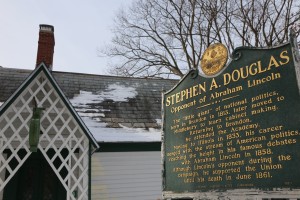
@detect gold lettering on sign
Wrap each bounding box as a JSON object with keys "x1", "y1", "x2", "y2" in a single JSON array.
[
  {"x1": 165, "y1": 48, "x2": 299, "y2": 190},
  {"x1": 222, "y1": 50, "x2": 289, "y2": 86},
  {"x1": 166, "y1": 50, "x2": 290, "y2": 107}
]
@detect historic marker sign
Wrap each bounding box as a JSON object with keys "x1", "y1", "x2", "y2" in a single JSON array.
[{"x1": 162, "y1": 35, "x2": 300, "y2": 196}]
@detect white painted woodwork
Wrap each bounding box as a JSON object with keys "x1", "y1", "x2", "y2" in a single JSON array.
[
  {"x1": 0, "y1": 153, "x2": 6, "y2": 200},
  {"x1": 91, "y1": 151, "x2": 162, "y2": 200},
  {"x1": 0, "y1": 71, "x2": 90, "y2": 200}
]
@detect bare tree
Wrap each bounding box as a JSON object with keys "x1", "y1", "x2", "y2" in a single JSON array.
[
  {"x1": 228, "y1": 0, "x2": 300, "y2": 47},
  {"x1": 101, "y1": 0, "x2": 300, "y2": 78}
]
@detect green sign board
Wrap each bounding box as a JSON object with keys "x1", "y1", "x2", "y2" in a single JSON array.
[{"x1": 163, "y1": 38, "x2": 300, "y2": 193}]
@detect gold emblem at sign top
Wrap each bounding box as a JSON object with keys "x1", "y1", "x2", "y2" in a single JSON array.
[{"x1": 200, "y1": 43, "x2": 228, "y2": 76}]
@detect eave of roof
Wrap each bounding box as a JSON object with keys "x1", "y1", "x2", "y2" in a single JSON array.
[
  {"x1": 0, "y1": 63, "x2": 99, "y2": 149},
  {"x1": 0, "y1": 66, "x2": 178, "y2": 143}
]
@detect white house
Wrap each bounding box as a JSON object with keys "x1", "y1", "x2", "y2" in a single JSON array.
[{"x1": 0, "y1": 24, "x2": 177, "y2": 200}]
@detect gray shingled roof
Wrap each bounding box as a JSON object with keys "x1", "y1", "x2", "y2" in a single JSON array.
[{"x1": 0, "y1": 67, "x2": 178, "y2": 142}]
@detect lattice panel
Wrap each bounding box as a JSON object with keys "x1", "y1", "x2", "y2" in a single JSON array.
[{"x1": 0, "y1": 71, "x2": 90, "y2": 200}]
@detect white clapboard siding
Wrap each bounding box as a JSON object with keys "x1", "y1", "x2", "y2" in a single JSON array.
[{"x1": 91, "y1": 151, "x2": 162, "y2": 200}]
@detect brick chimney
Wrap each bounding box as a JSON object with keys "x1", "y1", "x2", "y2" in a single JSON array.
[{"x1": 36, "y1": 24, "x2": 55, "y2": 70}]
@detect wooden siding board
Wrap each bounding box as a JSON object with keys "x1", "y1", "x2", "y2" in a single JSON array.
[{"x1": 91, "y1": 151, "x2": 162, "y2": 200}]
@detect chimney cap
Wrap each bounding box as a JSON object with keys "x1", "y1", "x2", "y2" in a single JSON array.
[{"x1": 39, "y1": 24, "x2": 54, "y2": 32}]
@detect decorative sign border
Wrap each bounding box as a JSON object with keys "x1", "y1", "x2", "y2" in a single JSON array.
[{"x1": 162, "y1": 33, "x2": 300, "y2": 199}]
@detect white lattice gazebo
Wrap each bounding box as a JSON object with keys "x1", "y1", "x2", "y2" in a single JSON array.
[{"x1": 0, "y1": 64, "x2": 99, "y2": 200}]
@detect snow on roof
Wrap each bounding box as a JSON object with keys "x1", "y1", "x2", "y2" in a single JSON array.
[
  {"x1": 82, "y1": 116, "x2": 161, "y2": 142},
  {"x1": 70, "y1": 84, "x2": 138, "y2": 106},
  {"x1": 69, "y1": 83, "x2": 161, "y2": 142},
  {"x1": 0, "y1": 68, "x2": 178, "y2": 143}
]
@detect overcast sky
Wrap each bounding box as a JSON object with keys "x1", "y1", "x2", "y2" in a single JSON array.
[{"x1": 0, "y1": 0, "x2": 132, "y2": 75}]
